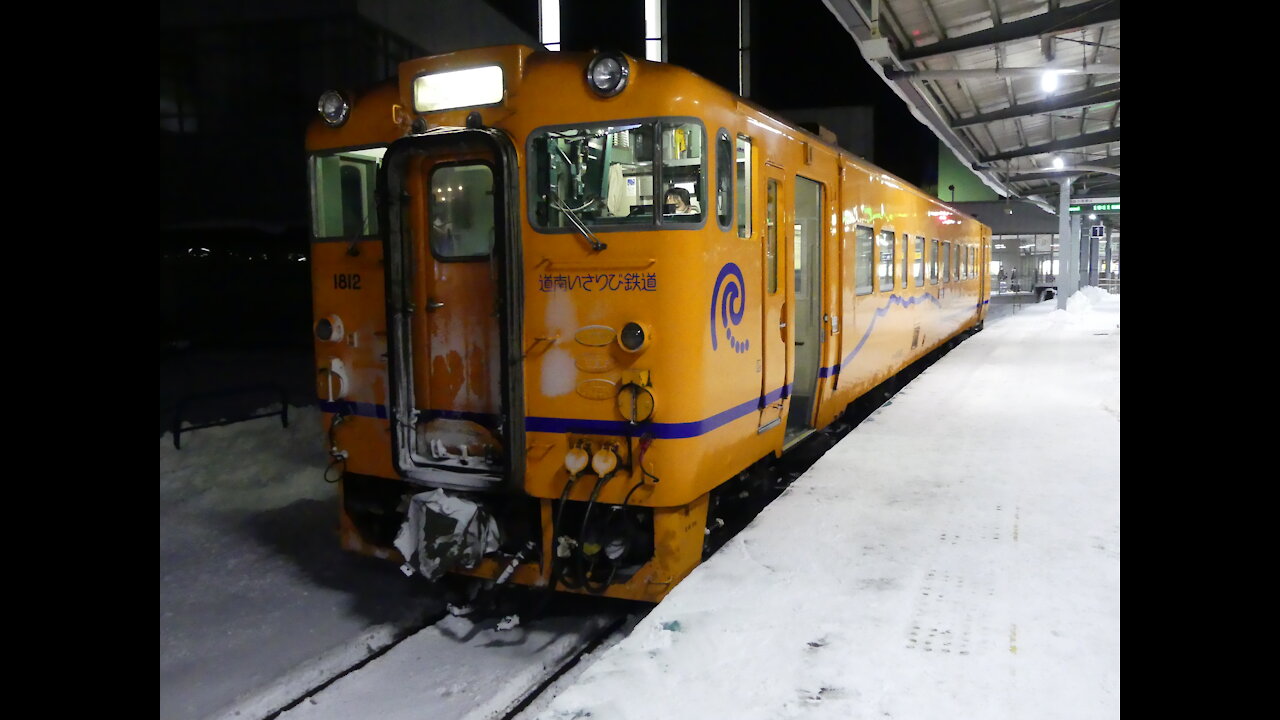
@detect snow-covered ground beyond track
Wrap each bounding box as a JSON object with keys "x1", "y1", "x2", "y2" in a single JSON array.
[
  {"x1": 535, "y1": 290, "x2": 1120, "y2": 719},
  {"x1": 160, "y1": 405, "x2": 443, "y2": 720}
]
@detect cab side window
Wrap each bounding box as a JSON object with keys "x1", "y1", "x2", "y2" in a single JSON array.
[
  {"x1": 737, "y1": 136, "x2": 752, "y2": 238},
  {"x1": 716, "y1": 129, "x2": 732, "y2": 231}
]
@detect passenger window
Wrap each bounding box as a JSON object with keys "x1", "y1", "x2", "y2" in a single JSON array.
[
  {"x1": 766, "y1": 178, "x2": 778, "y2": 294},
  {"x1": 855, "y1": 226, "x2": 874, "y2": 295},
  {"x1": 878, "y1": 229, "x2": 894, "y2": 293},
  {"x1": 930, "y1": 239, "x2": 939, "y2": 284},
  {"x1": 737, "y1": 136, "x2": 752, "y2": 238},
  {"x1": 943, "y1": 242, "x2": 951, "y2": 282},
  {"x1": 716, "y1": 129, "x2": 732, "y2": 231},
  {"x1": 914, "y1": 236, "x2": 925, "y2": 287},
  {"x1": 429, "y1": 163, "x2": 495, "y2": 260}
]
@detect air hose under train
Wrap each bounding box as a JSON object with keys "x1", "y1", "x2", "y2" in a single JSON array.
[
  {"x1": 543, "y1": 434, "x2": 663, "y2": 598},
  {"x1": 567, "y1": 472, "x2": 616, "y2": 592}
]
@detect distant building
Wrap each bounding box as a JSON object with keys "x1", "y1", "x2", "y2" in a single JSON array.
[{"x1": 160, "y1": 0, "x2": 538, "y2": 230}]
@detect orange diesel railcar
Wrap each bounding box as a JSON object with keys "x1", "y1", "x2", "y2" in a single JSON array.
[{"x1": 305, "y1": 45, "x2": 990, "y2": 602}]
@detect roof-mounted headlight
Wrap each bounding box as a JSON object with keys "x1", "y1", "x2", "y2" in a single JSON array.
[
  {"x1": 318, "y1": 90, "x2": 350, "y2": 127},
  {"x1": 585, "y1": 52, "x2": 630, "y2": 98}
]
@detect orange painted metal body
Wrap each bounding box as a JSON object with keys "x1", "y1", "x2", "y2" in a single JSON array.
[{"x1": 306, "y1": 46, "x2": 990, "y2": 602}]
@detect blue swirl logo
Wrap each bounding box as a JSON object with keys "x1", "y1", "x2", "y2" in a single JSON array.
[{"x1": 710, "y1": 262, "x2": 749, "y2": 353}]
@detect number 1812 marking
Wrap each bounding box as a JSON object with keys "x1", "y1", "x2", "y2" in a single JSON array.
[{"x1": 333, "y1": 273, "x2": 362, "y2": 290}]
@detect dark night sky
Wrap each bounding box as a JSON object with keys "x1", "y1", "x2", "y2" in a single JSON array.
[{"x1": 494, "y1": 0, "x2": 938, "y2": 187}]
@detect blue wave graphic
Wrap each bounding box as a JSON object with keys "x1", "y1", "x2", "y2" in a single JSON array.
[{"x1": 710, "y1": 262, "x2": 749, "y2": 353}]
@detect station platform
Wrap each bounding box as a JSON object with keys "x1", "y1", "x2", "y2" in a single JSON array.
[{"x1": 535, "y1": 290, "x2": 1120, "y2": 719}]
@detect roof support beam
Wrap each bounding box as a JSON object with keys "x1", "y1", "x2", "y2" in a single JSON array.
[
  {"x1": 985, "y1": 0, "x2": 1003, "y2": 26},
  {"x1": 918, "y1": 0, "x2": 948, "y2": 45},
  {"x1": 898, "y1": 0, "x2": 1121, "y2": 64},
  {"x1": 978, "y1": 128, "x2": 1121, "y2": 163},
  {"x1": 887, "y1": 65, "x2": 1119, "y2": 80},
  {"x1": 1006, "y1": 164, "x2": 1119, "y2": 178},
  {"x1": 952, "y1": 84, "x2": 1120, "y2": 128},
  {"x1": 1017, "y1": 176, "x2": 1119, "y2": 197},
  {"x1": 819, "y1": 0, "x2": 1021, "y2": 199}
]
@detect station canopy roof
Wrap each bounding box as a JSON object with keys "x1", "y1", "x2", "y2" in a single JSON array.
[{"x1": 822, "y1": 0, "x2": 1119, "y2": 221}]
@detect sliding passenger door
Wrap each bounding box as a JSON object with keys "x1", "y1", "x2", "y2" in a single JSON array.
[
  {"x1": 786, "y1": 175, "x2": 823, "y2": 440},
  {"x1": 757, "y1": 166, "x2": 788, "y2": 434}
]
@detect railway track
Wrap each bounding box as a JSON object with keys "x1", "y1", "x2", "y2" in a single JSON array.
[{"x1": 244, "y1": 603, "x2": 632, "y2": 720}]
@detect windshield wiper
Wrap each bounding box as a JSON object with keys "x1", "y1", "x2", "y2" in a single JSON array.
[{"x1": 548, "y1": 190, "x2": 606, "y2": 252}]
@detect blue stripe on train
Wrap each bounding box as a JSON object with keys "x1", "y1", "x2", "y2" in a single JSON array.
[
  {"x1": 818, "y1": 292, "x2": 945, "y2": 379},
  {"x1": 321, "y1": 292, "x2": 986, "y2": 438}
]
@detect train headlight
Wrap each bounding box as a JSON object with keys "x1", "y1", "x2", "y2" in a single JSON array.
[
  {"x1": 618, "y1": 322, "x2": 650, "y2": 353},
  {"x1": 318, "y1": 90, "x2": 350, "y2": 127},
  {"x1": 315, "y1": 315, "x2": 345, "y2": 342},
  {"x1": 585, "y1": 52, "x2": 630, "y2": 97}
]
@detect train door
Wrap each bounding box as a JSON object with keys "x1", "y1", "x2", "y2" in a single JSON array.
[
  {"x1": 786, "y1": 175, "x2": 823, "y2": 442},
  {"x1": 757, "y1": 166, "x2": 788, "y2": 434},
  {"x1": 381, "y1": 129, "x2": 524, "y2": 490}
]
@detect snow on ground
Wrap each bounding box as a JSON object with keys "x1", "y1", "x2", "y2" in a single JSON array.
[
  {"x1": 162, "y1": 291, "x2": 1118, "y2": 720},
  {"x1": 160, "y1": 406, "x2": 442, "y2": 720},
  {"x1": 535, "y1": 291, "x2": 1120, "y2": 719}
]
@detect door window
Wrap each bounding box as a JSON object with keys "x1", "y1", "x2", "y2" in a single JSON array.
[{"x1": 429, "y1": 163, "x2": 495, "y2": 260}]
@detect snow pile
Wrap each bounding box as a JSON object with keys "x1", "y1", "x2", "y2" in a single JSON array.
[
  {"x1": 1065, "y1": 285, "x2": 1113, "y2": 315},
  {"x1": 1078, "y1": 284, "x2": 1113, "y2": 303},
  {"x1": 535, "y1": 296, "x2": 1120, "y2": 720}
]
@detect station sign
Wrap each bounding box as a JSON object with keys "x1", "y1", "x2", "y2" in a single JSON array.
[{"x1": 1069, "y1": 201, "x2": 1120, "y2": 212}]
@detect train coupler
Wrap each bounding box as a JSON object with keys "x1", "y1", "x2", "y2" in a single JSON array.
[{"x1": 394, "y1": 489, "x2": 501, "y2": 580}]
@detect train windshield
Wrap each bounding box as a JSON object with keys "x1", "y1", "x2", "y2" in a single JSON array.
[{"x1": 529, "y1": 118, "x2": 706, "y2": 231}]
